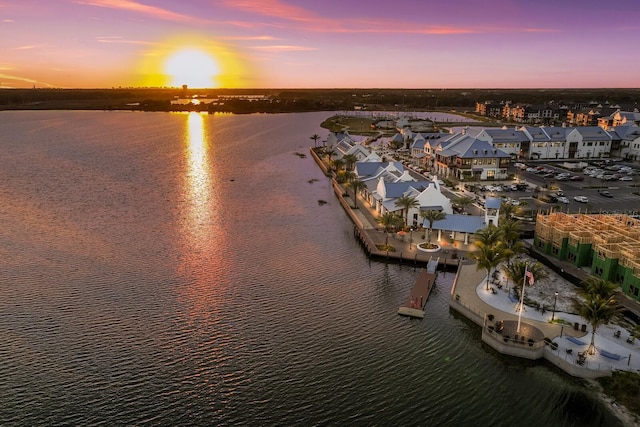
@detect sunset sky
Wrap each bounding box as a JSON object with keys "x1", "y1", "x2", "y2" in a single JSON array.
[{"x1": 2, "y1": 0, "x2": 640, "y2": 89}]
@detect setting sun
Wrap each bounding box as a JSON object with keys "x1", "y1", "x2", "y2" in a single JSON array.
[{"x1": 165, "y1": 49, "x2": 220, "y2": 88}]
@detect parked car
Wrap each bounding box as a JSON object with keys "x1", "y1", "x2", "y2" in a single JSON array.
[
  {"x1": 573, "y1": 195, "x2": 589, "y2": 203},
  {"x1": 570, "y1": 176, "x2": 584, "y2": 181},
  {"x1": 599, "y1": 190, "x2": 614, "y2": 198},
  {"x1": 557, "y1": 196, "x2": 570, "y2": 204},
  {"x1": 619, "y1": 176, "x2": 633, "y2": 181}
]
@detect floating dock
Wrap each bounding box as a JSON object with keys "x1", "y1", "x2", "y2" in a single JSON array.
[{"x1": 398, "y1": 258, "x2": 439, "y2": 318}]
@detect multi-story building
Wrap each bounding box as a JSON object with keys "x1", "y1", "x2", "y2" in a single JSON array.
[
  {"x1": 534, "y1": 212, "x2": 640, "y2": 302},
  {"x1": 433, "y1": 133, "x2": 511, "y2": 181}
]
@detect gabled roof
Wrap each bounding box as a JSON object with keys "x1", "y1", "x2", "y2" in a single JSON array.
[
  {"x1": 574, "y1": 127, "x2": 614, "y2": 141},
  {"x1": 381, "y1": 180, "x2": 433, "y2": 199},
  {"x1": 481, "y1": 128, "x2": 529, "y2": 142},
  {"x1": 439, "y1": 136, "x2": 510, "y2": 159},
  {"x1": 411, "y1": 138, "x2": 426, "y2": 150},
  {"x1": 541, "y1": 127, "x2": 571, "y2": 140},
  {"x1": 354, "y1": 161, "x2": 403, "y2": 179},
  {"x1": 610, "y1": 125, "x2": 640, "y2": 140},
  {"x1": 424, "y1": 214, "x2": 486, "y2": 234}
]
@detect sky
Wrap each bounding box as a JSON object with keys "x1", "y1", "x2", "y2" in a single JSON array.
[{"x1": 2, "y1": 0, "x2": 640, "y2": 89}]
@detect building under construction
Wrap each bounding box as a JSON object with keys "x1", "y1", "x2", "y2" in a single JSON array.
[{"x1": 534, "y1": 212, "x2": 640, "y2": 302}]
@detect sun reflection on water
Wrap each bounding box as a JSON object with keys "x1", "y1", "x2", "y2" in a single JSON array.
[
  {"x1": 179, "y1": 113, "x2": 231, "y2": 319},
  {"x1": 185, "y1": 112, "x2": 212, "y2": 230}
]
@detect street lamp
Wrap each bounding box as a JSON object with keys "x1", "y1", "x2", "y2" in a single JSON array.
[{"x1": 552, "y1": 291, "x2": 559, "y2": 321}]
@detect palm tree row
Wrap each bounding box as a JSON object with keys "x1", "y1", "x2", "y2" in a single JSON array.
[{"x1": 472, "y1": 219, "x2": 530, "y2": 291}]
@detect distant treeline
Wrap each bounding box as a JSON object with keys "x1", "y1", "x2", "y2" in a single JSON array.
[{"x1": 1, "y1": 88, "x2": 638, "y2": 113}]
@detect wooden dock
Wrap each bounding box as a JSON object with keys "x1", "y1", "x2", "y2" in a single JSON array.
[{"x1": 398, "y1": 258, "x2": 439, "y2": 319}]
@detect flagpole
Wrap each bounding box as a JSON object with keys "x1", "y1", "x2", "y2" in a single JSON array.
[{"x1": 517, "y1": 264, "x2": 527, "y2": 333}]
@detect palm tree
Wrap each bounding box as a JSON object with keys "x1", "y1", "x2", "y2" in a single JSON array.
[
  {"x1": 452, "y1": 195, "x2": 475, "y2": 213},
  {"x1": 502, "y1": 259, "x2": 548, "y2": 295},
  {"x1": 336, "y1": 170, "x2": 353, "y2": 183},
  {"x1": 395, "y1": 195, "x2": 419, "y2": 228},
  {"x1": 573, "y1": 294, "x2": 621, "y2": 355},
  {"x1": 310, "y1": 134, "x2": 320, "y2": 148},
  {"x1": 580, "y1": 276, "x2": 618, "y2": 299},
  {"x1": 342, "y1": 153, "x2": 358, "y2": 171},
  {"x1": 376, "y1": 212, "x2": 403, "y2": 247},
  {"x1": 346, "y1": 179, "x2": 366, "y2": 208},
  {"x1": 330, "y1": 158, "x2": 345, "y2": 174},
  {"x1": 420, "y1": 209, "x2": 446, "y2": 242},
  {"x1": 498, "y1": 220, "x2": 526, "y2": 263},
  {"x1": 500, "y1": 201, "x2": 519, "y2": 221},
  {"x1": 473, "y1": 241, "x2": 509, "y2": 291},
  {"x1": 324, "y1": 147, "x2": 336, "y2": 161},
  {"x1": 474, "y1": 224, "x2": 502, "y2": 247}
]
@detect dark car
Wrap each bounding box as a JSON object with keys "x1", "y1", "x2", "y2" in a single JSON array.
[
  {"x1": 570, "y1": 175, "x2": 584, "y2": 181},
  {"x1": 599, "y1": 190, "x2": 614, "y2": 198}
]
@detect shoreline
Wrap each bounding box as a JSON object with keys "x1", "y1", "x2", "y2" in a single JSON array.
[{"x1": 311, "y1": 145, "x2": 640, "y2": 426}]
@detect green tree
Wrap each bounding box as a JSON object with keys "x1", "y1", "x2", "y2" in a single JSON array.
[
  {"x1": 310, "y1": 134, "x2": 320, "y2": 148},
  {"x1": 395, "y1": 195, "x2": 419, "y2": 228},
  {"x1": 346, "y1": 179, "x2": 366, "y2": 208},
  {"x1": 376, "y1": 212, "x2": 403, "y2": 247},
  {"x1": 473, "y1": 241, "x2": 509, "y2": 291},
  {"x1": 573, "y1": 294, "x2": 621, "y2": 355},
  {"x1": 420, "y1": 209, "x2": 446, "y2": 242}
]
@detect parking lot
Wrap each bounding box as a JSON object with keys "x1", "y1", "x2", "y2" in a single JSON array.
[{"x1": 462, "y1": 160, "x2": 640, "y2": 215}]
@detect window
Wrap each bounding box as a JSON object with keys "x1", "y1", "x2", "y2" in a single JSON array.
[
  {"x1": 552, "y1": 246, "x2": 559, "y2": 255},
  {"x1": 594, "y1": 266, "x2": 603, "y2": 276},
  {"x1": 567, "y1": 252, "x2": 576, "y2": 262}
]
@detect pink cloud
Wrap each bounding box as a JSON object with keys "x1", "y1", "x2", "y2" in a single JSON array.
[
  {"x1": 74, "y1": 0, "x2": 207, "y2": 23},
  {"x1": 221, "y1": 0, "x2": 553, "y2": 36}
]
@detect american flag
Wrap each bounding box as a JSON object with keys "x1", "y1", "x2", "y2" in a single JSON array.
[{"x1": 525, "y1": 270, "x2": 534, "y2": 286}]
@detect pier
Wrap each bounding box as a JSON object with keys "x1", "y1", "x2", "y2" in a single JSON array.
[{"x1": 398, "y1": 259, "x2": 439, "y2": 319}]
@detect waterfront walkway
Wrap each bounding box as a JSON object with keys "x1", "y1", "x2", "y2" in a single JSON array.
[{"x1": 312, "y1": 148, "x2": 640, "y2": 377}]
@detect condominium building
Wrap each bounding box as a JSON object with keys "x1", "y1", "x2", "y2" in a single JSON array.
[{"x1": 534, "y1": 212, "x2": 640, "y2": 302}]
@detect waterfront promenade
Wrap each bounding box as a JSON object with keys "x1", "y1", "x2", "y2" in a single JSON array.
[{"x1": 311, "y1": 148, "x2": 640, "y2": 380}]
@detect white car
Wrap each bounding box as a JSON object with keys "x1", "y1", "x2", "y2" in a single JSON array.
[
  {"x1": 619, "y1": 176, "x2": 633, "y2": 181},
  {"x1": 557, "y1": 196, "x2": 570, "y2": 204},
  {"x1": 573, "y1": 196, "x2": 589, "y2": 203}
]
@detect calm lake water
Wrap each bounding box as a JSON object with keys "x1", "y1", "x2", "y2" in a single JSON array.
[{"x1": 0, "y1": 111, "x2": 622, "y2": 426}]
